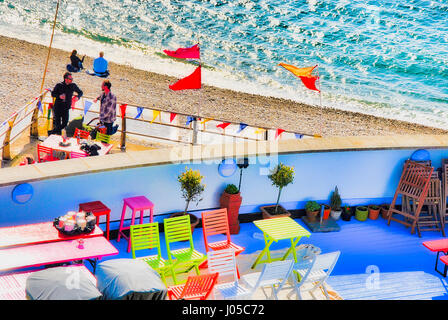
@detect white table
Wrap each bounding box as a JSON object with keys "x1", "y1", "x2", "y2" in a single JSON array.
[{"x1": 40, "y1": 134, "x2": 113, "y2": 159}]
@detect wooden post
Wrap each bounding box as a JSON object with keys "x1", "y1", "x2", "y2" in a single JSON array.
[
  {"x1": 31, "y1": 0, "x2": 60, "y2": 139},
  {"x1": 2, "y1": 113, "x2": 18, "y2": 164},
  {"x1": 120, "y1": 114, "x2": 126, "y2": 151}
]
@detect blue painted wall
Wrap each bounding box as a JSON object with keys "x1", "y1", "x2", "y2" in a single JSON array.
[{"x1": 1, "y1": 147, "x2": 446, "y2": 227}]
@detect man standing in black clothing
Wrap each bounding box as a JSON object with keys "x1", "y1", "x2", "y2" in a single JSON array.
[{"x1": 49, "y1": 72, "x2": 83, "y2": 135}]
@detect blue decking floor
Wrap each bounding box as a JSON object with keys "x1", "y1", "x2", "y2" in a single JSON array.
[{"x1": 95, "y1": 215, "x2": 448, "y2": 300}]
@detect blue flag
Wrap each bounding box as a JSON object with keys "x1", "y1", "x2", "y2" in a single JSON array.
[
  {"x1": 237, "y1": 123, "x2": 248, "y2": 133},
  {"x1": 294, "y1": 133, "x2": 304, "y2": 139},
  {"x1": 135, "y1": 107, "x2": 143, "y2": 119},
  {"x1": 186, "y1": 116, "x2": 195, "y2": 125},
  {"x1": 37, "y1": 100, "x2": 43, "y2": 113},
  {"x1": 84, "y1": 100, "x2": 93, "y2": 115}
]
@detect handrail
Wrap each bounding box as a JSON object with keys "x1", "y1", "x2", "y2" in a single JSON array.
[{"x1": 0, "y1": 90, "x2": 319, "y2": 164}]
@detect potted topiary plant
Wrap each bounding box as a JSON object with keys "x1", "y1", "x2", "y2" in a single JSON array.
[
  {"x1": 305, "y1": 201, "x2": 321, "y2": 222},
  {"x1": 220, "y1": 183, "x2": 242, "y2": 234},
  {"x1": 368, "y1": 205, "x2": 380, "y2": 220},
  {"x1": 260, "y1": 163, "x2": 295, "y2": 219},
  {"x1": 173, "y1": 167, "x2": 205, "y2": 230},
  {"x1": 330, "y1": 186, "x2": 342, "y2": 220}
]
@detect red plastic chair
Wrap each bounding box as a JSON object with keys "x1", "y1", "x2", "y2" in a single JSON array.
[
  {"x1": 167, "y1": 272, "x2": 219, "y2": 300},
  {"x1": 70, "y1": 151, "x2": 87, "y2": 159},
  {"x1": 74, "y1": 128, "x2": 90, "y2": 139},
  {"x1": 201, "y1": 208, "x2": 245, "y2": 277},
  {"x1": 37, "y1": 144, "x2": 56, "y2": 163}
]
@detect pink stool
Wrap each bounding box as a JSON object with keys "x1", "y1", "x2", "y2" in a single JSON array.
[{"x1": 117, "y1": 196, "x2": 154, "y2": 252}]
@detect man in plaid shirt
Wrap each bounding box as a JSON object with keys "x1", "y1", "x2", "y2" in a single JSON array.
[{"x1": 94, "y1": 80, "x2": 117, "y2": 135}]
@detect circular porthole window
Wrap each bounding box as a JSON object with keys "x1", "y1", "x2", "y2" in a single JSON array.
[
  {"x1": 12, "y1": 183, "x2": 34, "y2": 204},
  {"x1": 218, "y1": 159, "x2": 237, "y2": 177}
]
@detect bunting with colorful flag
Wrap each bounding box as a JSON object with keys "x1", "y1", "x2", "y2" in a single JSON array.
[
  {"x1": 37, "y1": 100, "x2": 43, "y2": 114},
  {"x1": 163, "y1": 43, "x2": 200, "y2": 60},
  {"x1": 151, "y1": 110, "x2": 161, "y2": 124},
  {"x1": 71, "y1": 96, "x2": 78, "y2": 110},
  {"x1": 216, "y1": 122, "x2": 231, "y2": 130},
  {"x1": 170, "y1": 112, "x2": 177, "y2": 123},
  {"x1": 236, "y1": 123, "x2": 248, "y2": 133},
  {"x1": 186, "y1": 116, "x2": 195, "y2": 125},
  {"x1": 275, "y1": 128, "x2": 285, "y2": 139},
  {"x1": 169, "y1": 66, "x2": 202, "y2": 91},
  {"x1": 135, "y1": 107, "x2": 143, "y2": 119},
  {"x1": 84, "y1": 100, "x2": 93, "y2": 115},
  {"x1": 254, "y1": 128, "x2": 266, "y2": 134},
  {"x1": 120, "y1": 104, "x2": 127, "y2": 118},
  {"x1": 200, "y1": 118, "x2": 212, "y2": 124},
  {"x1": 294, "y1": 133, "x2": 304, "y2": 139}
]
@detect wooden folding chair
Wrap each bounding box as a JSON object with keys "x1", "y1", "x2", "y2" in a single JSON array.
[
  {"x1": 74, "y1": 128, "x2": 90, "y2": 139},
  {"x1": 441, "y1": 158, "x2": 448, "y2": 226},
  {"x1": 37, "y1": 144, "x2": 56, "y2": 163},
  {"x1": 415, "y1": 178, "x2": 446, "y2": 237},
  {"x1": 95, "y1": 132, "x2": 111, "y2": 144},
  {"x1": 387, "y1": 160, "x2": 433, "y2": 236},
  {"x1": 167, "y1": 272, "x2": 219, "y2": 300},
  {"x1": 201, "y1": 209, "x2": 245, "y2": 277},
  {"x1": 69, "y1": 151, "x2": 87, "y2": 159}
]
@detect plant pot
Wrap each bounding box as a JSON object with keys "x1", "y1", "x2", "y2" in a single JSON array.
[
  {"x1": 260, "y1": 205, "x2": 291, "y2": 219},
  {"x1": 330, "y1": 209, "x2": 342, "y2": 221},
  {"x1": 355, "y1": 206, "x2": 369, "y2": 221},
  {"x1": 341, "y1": 207, "x2": 352, "y2": 221},
  {"x1": 220, "y1": 191, "x2": 242, "y2": 234},
  {"x1": 368, "y1": 205, "x2": 380, "y2": 220},
  {"x1": 169, "y1": 212, "x2": 200, "y2": 234},
  {"x1": 380, "y1": 204, "x2": 390, "y2": 219},
  {"x1": 322, "y1": 204, "x2": 331, "y2": 220},
  {"x1": 305, "y1": 209, "x2": 320, "y2": 222}
]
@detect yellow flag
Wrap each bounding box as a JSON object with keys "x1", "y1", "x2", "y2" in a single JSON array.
[
  {"x1": 7, "y1": 120, "x2": 14, "y2": 128},
  {"x1": 151, "y1": 110, "x2": 161, "y2": 124},
  {"x1": 279, "y1": 63, "x2": 316, "y2": 78},
  {"x1": 254, "y1": 128, "x2": 266, "y2": 134},
  {"x1": 200, "y1": 118, "x2": 212, "y2": 124}
]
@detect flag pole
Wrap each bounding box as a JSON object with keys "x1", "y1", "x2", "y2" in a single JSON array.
[
  {"x1": 31, "y1": 0, "x2": 61, "y2": 138},
  {"x1": 316, "y1": 65, "x2": 323, "y2": 137}
]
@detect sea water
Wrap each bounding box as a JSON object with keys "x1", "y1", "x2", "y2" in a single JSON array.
[{"x1": 0, "y1": 0, "x2": 447, "y2": 129}]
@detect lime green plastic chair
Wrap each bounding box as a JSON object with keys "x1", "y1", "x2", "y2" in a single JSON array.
[
  {"x1": 95, "y1": 132, "x2": 111, "y2": 144},
  {"x1": 163, "y1": 215, "x2": 206, "y2": 285},
  {"x1": 130, "y1": 222, "x2": 169, "y2": 284}
]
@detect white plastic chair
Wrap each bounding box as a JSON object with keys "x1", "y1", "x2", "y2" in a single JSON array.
[
  {"x1": 207, "y1": 248, "x2": 252, "y2": 300},
  {"x1": 241, "y1": 259, "x2": 294, "y2": 300},
  {"x1": 288, "y1": 251, "x2": 340, "y2": 300}
]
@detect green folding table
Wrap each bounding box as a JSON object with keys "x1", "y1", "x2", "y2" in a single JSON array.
[{"x1": 251, "y1": 217, "x2": 311, "y2": 269}]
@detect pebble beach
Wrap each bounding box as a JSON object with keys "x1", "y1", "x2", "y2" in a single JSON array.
[{"x1": 1, "y1": 35, "x2": 447, "y2": 137}]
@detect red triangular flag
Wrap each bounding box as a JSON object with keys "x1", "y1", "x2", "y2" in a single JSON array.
[
  {"x1": 275, "y1": 128, "x2": 285, "y2": 139},
  {"x1": 217, "y1": 122, "x2": 231, "y2": 130},
  {"x1": 170, "y1": 112, "x2": 177, "y2": 123},
  {"x1": 120, "y1": 104, "x2": 127, "y2": 118},
  {"x1": 163, "y1": 44, "x2": 200, "y2": 59},
  {"x1": 169, "y1": 66, "x2": 201, "y2": 91},
  {"x1": 299, "y1": 76, "x2": 320, "y2": 92}
]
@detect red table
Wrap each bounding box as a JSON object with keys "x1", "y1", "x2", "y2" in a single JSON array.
[{"x1": 422, "y1": 239, "x2": 448, "y2": 277}]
